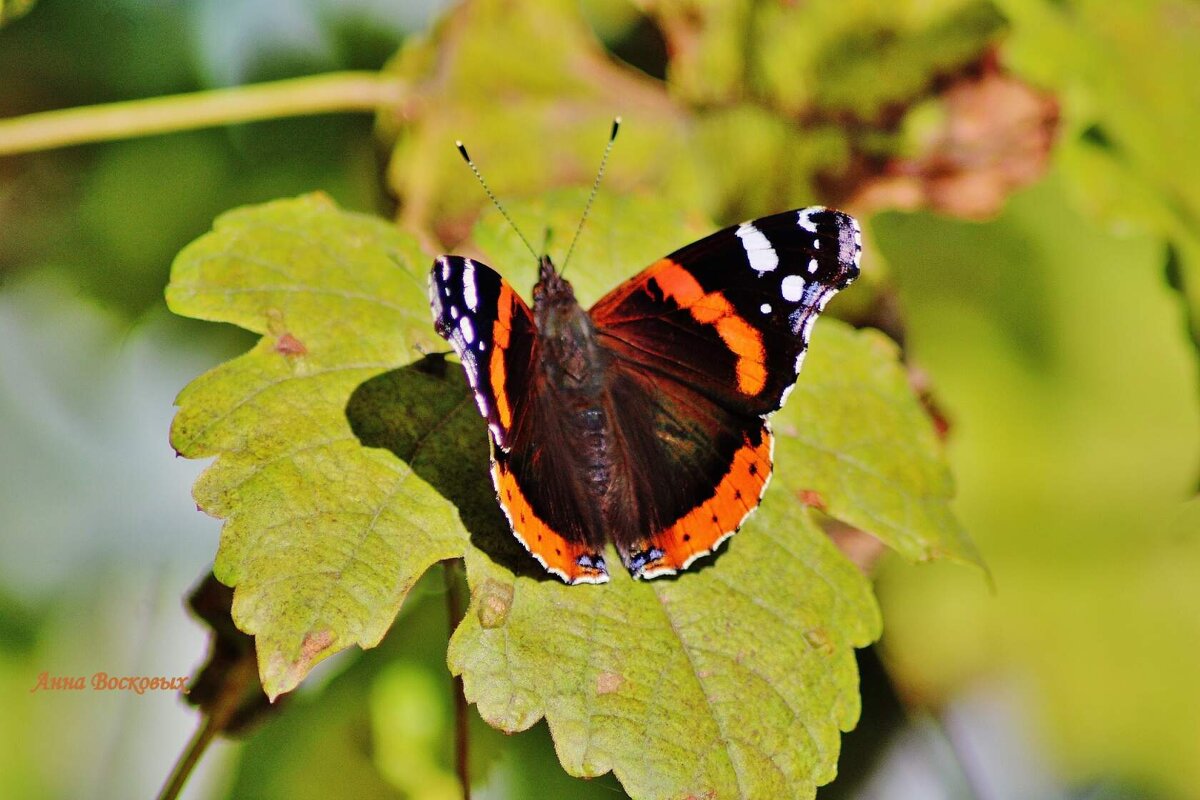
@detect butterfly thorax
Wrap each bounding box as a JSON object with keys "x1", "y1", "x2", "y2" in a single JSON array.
[{"x1": 531, "y1": 256, "x2": 609, "y2": 396}]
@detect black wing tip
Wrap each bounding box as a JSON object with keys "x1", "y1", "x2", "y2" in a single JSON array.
[{"x1": 800, "y1": 207, "x2": 862, "y2": 287}]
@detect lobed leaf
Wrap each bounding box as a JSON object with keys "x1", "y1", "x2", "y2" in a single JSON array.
[
  {"x1": 168, "y1": 194, "x2": 457, "y2": 698},
  {"x1": 168, "y1": 190, "x2": 977, "y2": 796}
]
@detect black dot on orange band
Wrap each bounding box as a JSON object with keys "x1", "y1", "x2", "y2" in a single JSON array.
[
  {"x1": 683, "y1": 533, "x2": 692, "y2": 542},
  {"x1": 749, "y1": 464, "x2": 758, "y2": 475}
]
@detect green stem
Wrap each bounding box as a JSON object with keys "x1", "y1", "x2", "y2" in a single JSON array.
[{"x1": 0, "y1": 71, "x2": 405, "y2": 156}]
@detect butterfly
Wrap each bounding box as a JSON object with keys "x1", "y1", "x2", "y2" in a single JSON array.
[{"x1": 429, "y1": 203, "x2": 862, "y2": 584}]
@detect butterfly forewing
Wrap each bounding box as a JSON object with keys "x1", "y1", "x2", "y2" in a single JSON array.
[
  {"x1": 590, "y1": 208, "x2": 861, "y2": 415},
  {"x1": 429, "y1": 256, "x2": 611, "y2": 584},
  {"x1": 429, "y1": 256, "x2": 537, "y2": 451}
]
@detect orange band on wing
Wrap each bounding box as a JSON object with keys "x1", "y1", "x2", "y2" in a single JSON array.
[
  {"x1": 636, "y1": 428, "x2": 774, "y2": 577},
  {"x1": 491, "y1": 457, "x2": 608, "y2": 585},
  {"x1": 489, "y1": 284, "x2": 515, "y2": 430},
  {"x1": 648, "y1": 259, "x2": 767, "y2": 396}
]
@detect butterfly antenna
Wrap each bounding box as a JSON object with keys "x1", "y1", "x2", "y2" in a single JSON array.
[
  {"x1": 560, "y1": 116, "x2": 620, "y2": 276},
  {"x1": 456, "y1": 140, "x2": 539, "y2": 261}
]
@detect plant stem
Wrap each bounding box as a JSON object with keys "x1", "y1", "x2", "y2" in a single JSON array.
[
  {"x1": 443, "y1": 560, "x2": 471, "y2": 800},
  {"x1": 157, "y1": 714, "x2": 219, "y2": 800},
  {"x1": 0, "y1": 71, "x2": 405, "y2": 156},
  {"x1": 156, "y1": 655, "x2": 257, "y2": 800}
]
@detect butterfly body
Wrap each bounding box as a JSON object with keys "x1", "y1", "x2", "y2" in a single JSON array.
[{"x1": 430, "y1": 207, "x2": 862, "y2": 585}]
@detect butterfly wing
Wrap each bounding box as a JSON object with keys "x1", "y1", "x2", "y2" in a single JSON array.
[
  {"x1": 429, "y1": 256, "x2": 609, "y2": 584},
  {"x1": 600, "y1": 361, "x2": 775, "y2": 578},
  {"x1": 589, "y1": 207, "x2": 861, "y2": 577},
  {"x1": 591, "y1": 207, "x2": 861, "y2": 416}
]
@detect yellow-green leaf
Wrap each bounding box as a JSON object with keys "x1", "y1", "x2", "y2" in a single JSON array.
[
  {"x1": 168, "y1": 193, "x2": 455, "y2": 698},
  {"x1": 168, "y1": 189, "x2": 977, "y2": 797}
]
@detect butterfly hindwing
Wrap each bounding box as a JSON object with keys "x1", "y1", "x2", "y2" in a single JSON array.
[{"x1": 600, "y1": 361, "x2": 775, "y2": 578}]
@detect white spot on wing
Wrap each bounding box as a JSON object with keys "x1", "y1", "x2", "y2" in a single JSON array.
[
  {"x1": 460, "y1": 316, "x2": 475, "y2": 344},
  {"x1": 798, "y1": 208, "x2": 819, "y2": 233},
  {"x1": 781, "y1": 274, "x2": 806, "y2": 302},
  {"x1": 807, "y1": 258, "x2": 818, "y2": 275},
  {"x1": 735, "y1": 223, "x2": 779, "y2": 273},
  {"x1": 450, "y1": 306, "x2": 459, "y2": 319},
  {"x1": 463, "y1": 260, "x2": 478, "y2": 310},
  {"x1": 441, "y1": 259, "x2": 451, "y2": 281},
  {"x1": 760, "y1": 302, "x2": 772, "y2": 314}
]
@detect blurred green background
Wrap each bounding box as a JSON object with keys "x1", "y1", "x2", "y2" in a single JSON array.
[{"x1": 1, "y1": 0, "x2": 1197, "y2": 798}]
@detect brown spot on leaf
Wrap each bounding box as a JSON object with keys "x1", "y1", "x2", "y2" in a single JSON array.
[
  {"x1": 275, "y1": 333, "x2": 308, "y2": 356},
  {"x1": 476, "y1": 578, "x2": 514, "y2": 629},
  {"x1": 797, "y1": 489, "x2": 827, "y2": 511},
  {"x1": 595, "y1": 671, "x2": 624, "y2": 695},
  {"x1": 265, "y1": 308, "x2": 285, "y2": 334},
  {"x1": 908, "y1": 366, "x2": 952, "y2": 440},
  {"x1": 267, "y1": 628, "x2": 337, "y2": 701},
  {"x1": 803, "y1": 628, "x2": 834, "y2": 654},
  {"x1": 300, "y1": 629, "x2": 335, "y2": 663}
]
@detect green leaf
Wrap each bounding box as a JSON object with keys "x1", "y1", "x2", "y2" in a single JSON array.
[
  {"x1": 169, "y1": 190, "x2": 976, "y2": 797},
  {"x1": 773, "y1": 324, "x2": 983, "y2": 568},
  {"x1": 167, "y1": 193, "x2": 457, "y2": 699},
  {"x1": 450, "y1": 496, "x2": 879, "y2": 800}
]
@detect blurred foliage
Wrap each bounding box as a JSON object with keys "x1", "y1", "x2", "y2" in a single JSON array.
[
  {"x1": 874, "y1": 172, "x2": 1200, "y2": 797},
  {"x1": 996, "y1": 0, "x2": 1200, "y2": 344},
  {"x1": 0, "y1": 0, "x2": 35, "y2": 28},
  {"x1": 1, "y1": 0, "x2": 1198, "y2": 798},
  {"x1": 0, "y1": 0, "x2": 394, "y2": 315}
]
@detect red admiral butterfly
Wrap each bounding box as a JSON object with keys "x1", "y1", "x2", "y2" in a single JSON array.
[{"x1": 430, "y1": 128, "x2": 861, "y2": 585}]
